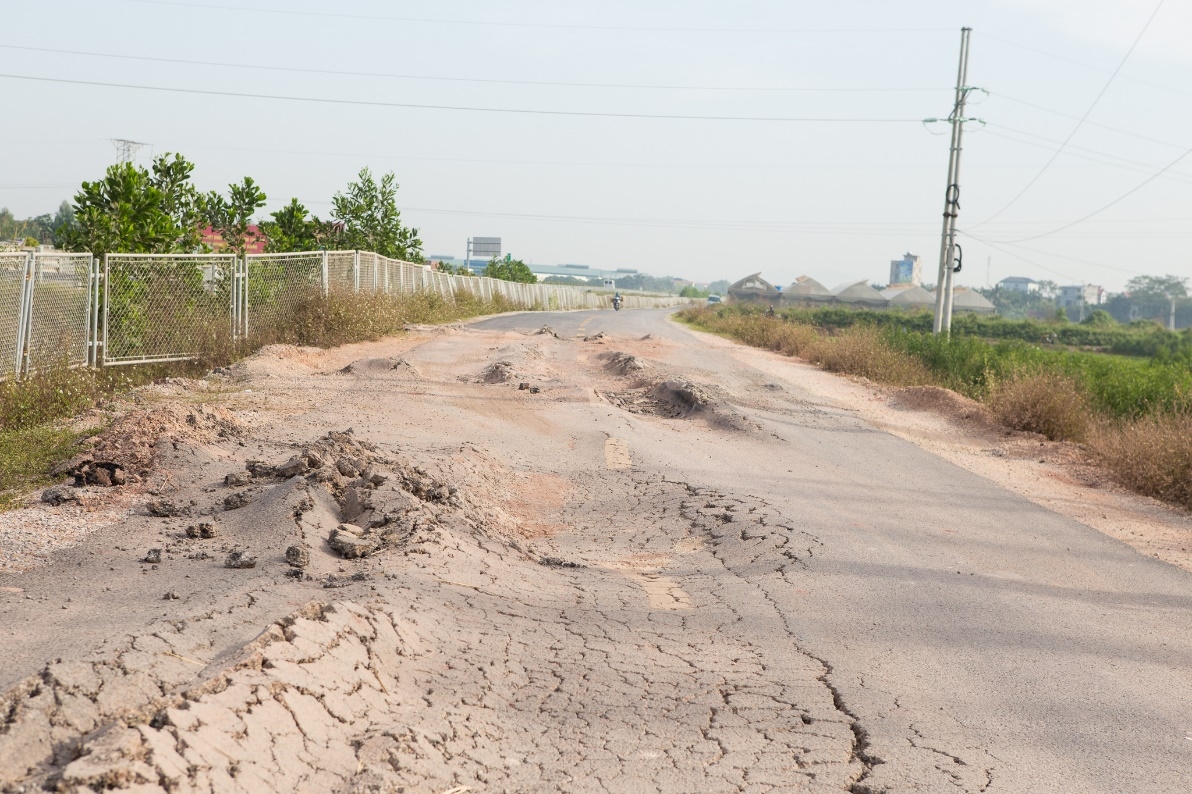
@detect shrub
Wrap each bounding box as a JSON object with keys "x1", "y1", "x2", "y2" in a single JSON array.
[
  {"x1": 1089, "y1": 414, "x2": 1192, "y2": 509},
  {"x1": 987, "y1": 372, "x2": 1091, "y2": 441}
]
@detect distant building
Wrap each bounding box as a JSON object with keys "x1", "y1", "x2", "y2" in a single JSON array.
[
  {"x1": 201, "y1": 225, "x2": 266, "y2": 255},
  {"x1": 889, "y1": 252, "x2": 923, "y2": 285},
  {"x1": 727, "y1": 273, "x2": 781, "y2": 304},
  {"x1": 998, "y1": 276, "x2": 1040, "y2": 294},
  {"x1": 1058, "y1": 284, "x2": 1104, "y2": 309}
]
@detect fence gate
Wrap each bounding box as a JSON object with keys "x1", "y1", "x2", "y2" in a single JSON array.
[{"x1": 102, "y1": 253, "x2": 238, "y2": 366}]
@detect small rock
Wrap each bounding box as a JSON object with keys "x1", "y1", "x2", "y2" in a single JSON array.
[
  {"x1": 275, "y1": 456, "x2": 310, "y2": 478},
  {"x1": 224, "y1": 471, "x2": 252, "y2": 487},
  {"x1": 223, "y1": 491, "x2": 254, "y2": 510},
  {"x1": 42, "y1": 484, "x2": 81, "y2": 506},
  {"x1": 336, "y1": 457, "x2": 365, "y2": 478},
  {"x1": 285, "y1": 545, "x2": 310, "y2": 569},
  {"x1": 224, "y1": 551, "x2": 257, "y2": 569},
  {"x1": 185, "y1": 523, "x2": 217, "y2": 539},
  {"x1": 284, "y1": 568, "x2": 305, "y2": 579},
  {"x1": 163, "y1": 591, "x2": 179, "y2": 600},
  {"x1": 329, "y1": 523, "x2": 376, "y2": 559},
  {"x1": 147, "y1": 500, "x2": 185, "y2": 518},
  {"x1": 518, "y1": 382, "x2": 530, "y2": 390},
  {"x1": 144, "y1": 549, "x2": 162, "y2": 564},
  {"x1": 529, "y1": 387, "x2": 541, "y2": 394},
  {"x1": 245, "y1": 460, "x2": 275, "y2": 478}
]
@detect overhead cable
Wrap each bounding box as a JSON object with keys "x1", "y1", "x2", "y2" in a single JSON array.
[
  {"x1": 969, "y1": 0, "x2": 1165, "y2": 229},
  {"x1": 0, "y1": 45, "x2": 946, "y2": 94},
  {"x1": 0, "y1": 74, "x2": 927, "y2": 122}
]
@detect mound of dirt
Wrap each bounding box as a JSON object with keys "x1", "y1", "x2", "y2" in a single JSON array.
[
  {"x1": 57, "y1": 404, "x2": 247, "y2": 486},
  {"x1": 338, "y1": 357, "x2": 421, "y2": 378},
  {"x1": 889, "y1": 386, "x2": 991, "y2": 424},
  {"x1": 600, "y1": 351, "x2": 650, "y2": 376},
  {"x1": 229, "y1": 344, "x2": 323, "y2": 379},
  {"x1": 650, "y1": 380, "x2": 712, "y2": 414},
  {"x1": 481, "y1": 360, "x2": 517, "y2": 384}
]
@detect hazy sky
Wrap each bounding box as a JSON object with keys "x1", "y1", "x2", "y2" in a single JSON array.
[{"x1": 3, "y1": 0, "x2": 1190, "y2": 292}]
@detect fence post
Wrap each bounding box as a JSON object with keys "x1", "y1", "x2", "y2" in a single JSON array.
[
  {"x1": 321, "y1": 250, "x2": 329, "y2": 296},
  {"x1": 12, "y1": 253, "x2": 31, "y2": 378}
]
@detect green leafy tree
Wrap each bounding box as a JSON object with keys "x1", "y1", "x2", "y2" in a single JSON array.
[
  {"x1": 57, "y1": 154, "x2": 207, "y2": 257},
  {"x1": 259, "y1": 198, "x2": 328, "y2": 253},
  {"x1": 206, "y1": 176, "x2": 267, "y2": 256},
  {"x1": 484, "y1": 255, "x2": 536, "y2": 284},
  {"x1": 329, "y1": 168, "x2": 422, "y2": 261},
  {"x1": 679, "y1": 284, "x2": 709, "y2": 298},
  {"x1": 1126, "y1": 274, "x2": 1188, "y2": 300},
  {"x1": 707, "y1": 279, "x2": 731, "y2": 296}
]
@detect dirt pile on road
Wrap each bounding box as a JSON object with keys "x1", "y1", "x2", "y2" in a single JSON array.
[{"x1": 52, "y1": 404, "x2": 246, "y2": 493}]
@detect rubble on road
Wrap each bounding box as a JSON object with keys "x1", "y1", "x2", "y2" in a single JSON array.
[
  {"x1": 41, "y1": 484, "x2": 82, "y2": 506},
  {"x1": 601, "y1": 350, "x2": 650, "y2": 376},
  {"x1": 185, "y1": 523, "x2": 217, "y2": 539},
  {"x1": 144, "y1": 549, "x2": 162, "y2": 564},
  {"x1": 146, "y1": 500, "x2": 187, "y2": 518},
  {"x1": 223, "y1": 551, "x2": 256, "y2": 569},
  {"x1": 285, "y1": 545, "x2": 309, "y2": 568}
]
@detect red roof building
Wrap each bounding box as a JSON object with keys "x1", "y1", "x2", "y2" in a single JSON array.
[{"x1": 200, "y1": 225, "x2": 267, "y2": 255}]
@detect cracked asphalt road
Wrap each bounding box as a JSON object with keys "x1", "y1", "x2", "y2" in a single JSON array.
[{"x1": 2, "y1": 307, "x2": 1191, "y2": 792}]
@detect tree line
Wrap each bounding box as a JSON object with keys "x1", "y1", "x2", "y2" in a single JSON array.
[{"x1": 15, "y1": 153, "x2": 423, "y2": 262}]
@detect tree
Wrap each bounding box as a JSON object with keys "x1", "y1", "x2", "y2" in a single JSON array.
[
  {"x1": 259, "y1": 198, "x2": 328, "y2": 253},
  {"x1": 57, "y1": 154, "x2": 208, "y2": 257},
  {"x1": 206, "y1": 176, "x2": 267, "y2": 256},
  {"x1": 707, "y1": 279, "x2": 731, "y2": 295},
  {"x1": 679, "y1": 284, "x2": 709, "y2": 298},
  {"x1": 484, "y1": 255, "x2": 536, "y2": 283},
  {"x1": 1126, "y1": 274, "x2": 1188, "y2": 300},
  {"x1": 329, "y1": 168, "x2": 422, "y2": 261}
]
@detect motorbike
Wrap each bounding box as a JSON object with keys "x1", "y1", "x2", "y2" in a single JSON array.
[{"x1": 612, "y1": 297, "x2": 622, "y2": 311}]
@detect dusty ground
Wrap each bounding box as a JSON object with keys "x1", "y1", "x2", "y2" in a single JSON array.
[{"x1": 2, "y1": 309, "x2": 1191, "y2": 793}]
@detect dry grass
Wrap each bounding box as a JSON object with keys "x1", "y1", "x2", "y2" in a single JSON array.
[
  {"x1": 803, "y1": 327, "x2": 935, "y2": 387},
  {"x1": 987, "y1": 372, "x2": 1092, "y2": 442},
  {"x1": 1088, "y1": 414, "x2": 1192, "y2": 509}
]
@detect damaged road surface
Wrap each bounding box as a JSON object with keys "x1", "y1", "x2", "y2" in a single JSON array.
[{"x1": 2, "y1": 309, "x2": 1192, "y2": 793}]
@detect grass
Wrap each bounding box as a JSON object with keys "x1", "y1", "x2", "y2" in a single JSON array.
[
  {"x1": 679, "y1": 305, "x2": 1192, "y2": 510},
  {"x1": 0, "y1": 289, "x2": 521, "y2": 507}
]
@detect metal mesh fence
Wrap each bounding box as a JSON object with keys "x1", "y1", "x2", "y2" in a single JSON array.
[
  {"x1": 244, "y1": 252, "x2": 325, "y2": 340},
  {"x1": 326, "y1": 251, "x2": 356, "y2": 293},
  {"x1": 103, "y1": 254, "x2": 237, "y2": 365},
  {"x1": 0, "y1": 248, "x2": 690, "y2": 377},
  {"x1": 25, "y1": 253, "x2": 93, "y2": 373}
]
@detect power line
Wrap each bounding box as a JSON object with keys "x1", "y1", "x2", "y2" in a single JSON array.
[
  {"x1": 976, "y1": 30, "x2": 1192, "y2": 101},
  {"x1": 116, "y1": 0, "x2": 953, "y2": 34},
  {"x1": 0, "y1": 44, "x2": 947, "y2": 94},
  {"x1": 983, "y1": 124, "x2": 1192, "y2": 186},
  {"x1": 0, "y1": 73, "x2": 929, "y2": 122},
  {"x1": 969, "y1": 0, "x2": 1165, "y2": 229},
  {"x1": 958, "y1": 232, "x2": 1079, "y2": 283},
  {"x1": 991, "y1": 92, "x2": 1186, "y2": 151},
  {"x1": 989, "y1": 142, "x2": 1192, "y2": 244}
]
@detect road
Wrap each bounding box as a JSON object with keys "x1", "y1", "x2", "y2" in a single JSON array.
[{"x1": 2, "y1": 307, "x2": 1190, "y2": 792}]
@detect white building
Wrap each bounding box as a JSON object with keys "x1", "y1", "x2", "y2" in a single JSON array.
[
  {"x1": 889, "y1": 252, "x2": 922, "y2": 286},
  {"x1": 998, "y1": 276, "x2": 1040, "y2": 293},
  {"x1": 1058, "y1": 284, "x2": 1104, "y2": 309}
]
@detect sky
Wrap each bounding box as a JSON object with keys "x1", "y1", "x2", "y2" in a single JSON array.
[{"x1": 2, "y1": 0, "x2": 1190, "y2": 292}]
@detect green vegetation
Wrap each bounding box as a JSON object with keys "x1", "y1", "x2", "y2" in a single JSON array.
[
  {"x1": 483, "y1": 255, "x2": 537, "y2": 284},
  {"x1": 772, "y1": 305, "x2": 1192, "y2": 359},
  {"x1": 327, "y1": 167, "x2": 422, "y2": 261},
  {"x1": 206, "y1": 176, "x2": 267, "y2": 256},
  {"x1": 679, "y1": 304, "x2": 1192, "y2": 510},
  {"x1": 57, "y1": 154, "x2": 208, "y2": 257}
]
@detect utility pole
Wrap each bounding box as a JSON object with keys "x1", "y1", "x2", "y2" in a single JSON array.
[
  {"x1": 932, "y1": 28, "x2": 975, "y2": 335},
  {"x1": 111, "y1": 139, "x2": 150, "y2": 164}
]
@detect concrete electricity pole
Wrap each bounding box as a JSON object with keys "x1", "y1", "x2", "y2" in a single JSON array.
[{"x1": 932, "y1": 28, "x2": 975, "y2": 335}]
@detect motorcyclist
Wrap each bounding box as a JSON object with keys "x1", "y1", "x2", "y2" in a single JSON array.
[{"x1": 613, "y1": 292, "x2": 623, "y2": 310}]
